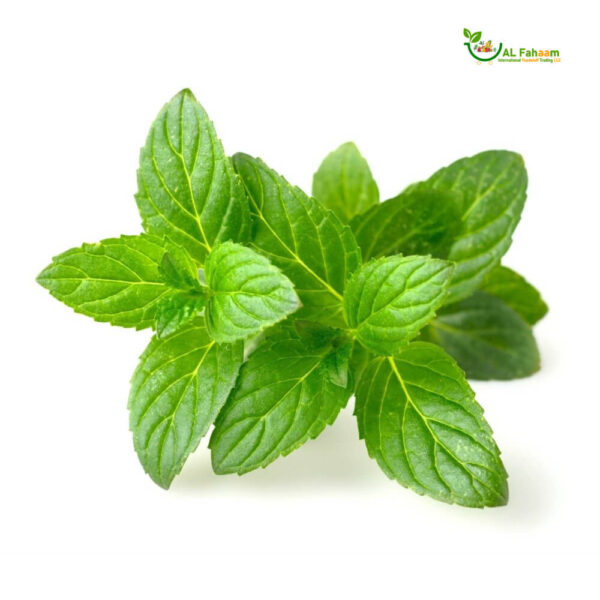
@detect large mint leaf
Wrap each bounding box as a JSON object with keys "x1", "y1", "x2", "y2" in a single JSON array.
[
  {"x1": 417, "y1": 150, "x2": 527, "y2": 303},
  {"x1": 210, "y1": 334, "x2": 353, "y2": 475},
  {"x1": 312, "y1": 142, "x2": 379, "y2": 223},
  {"x1": 481, "y1": 265, "x2": 548, "y2": 325},
  {"x1": 421, "y1": 291, "x2": 540, "y2": 380},
  {"x1": 344, "y1": 255, "x2": 453, "y2": 355},
  {"x1": 204, "y1": 241, "x2": 300, "y2": 343},
  {"x1": 233, "y1": 153, "x2": 361, "y2": 327},
  {"x1": 350, "y1": 188, "x2": 463, "y2": 261},
  {"x1": 129, "y1": 318, "x2": 243, "y2": 488},
  {"x1": 36, "y1": 234, "x2": 172, "y2": 329},
  {"x1": 355, "y1": 343, "x2": 508, "y2": 507},
  {"x1": 136, "y1": 89, "x2": 250, "y2": 264}
]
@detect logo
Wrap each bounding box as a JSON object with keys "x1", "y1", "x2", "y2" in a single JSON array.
[
  {"x1": 463, "y1": 27, "x2": 561, "y2": 64},
  {"x1": 463, "y1": 29, "x2": 502, "y2": 61}
]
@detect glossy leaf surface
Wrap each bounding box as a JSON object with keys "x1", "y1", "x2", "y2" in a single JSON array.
[
  {"x1": 136, "y1": 89, "x2": 250, "y2": 264},
  {"x1": 355, "y1": 343, "x2": 508, "y2": 507},
  {"x1": 312, "y1": 142, "x2": 379, "y2": 223},
  {"x1": 129, "y1": 319, "x2": 242, "y2": 488},
  {"x1": 344, "y1": 255, "x2": 453, "y2": 355}
]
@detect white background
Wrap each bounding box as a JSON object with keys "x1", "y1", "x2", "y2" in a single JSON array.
[{"x1": 2, "y1": 0, "x2": 598, "y2": 597}]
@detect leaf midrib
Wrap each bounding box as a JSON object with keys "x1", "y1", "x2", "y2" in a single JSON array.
[{"x1": 164, "y1": 95, "x2": 212, "y2": 252}]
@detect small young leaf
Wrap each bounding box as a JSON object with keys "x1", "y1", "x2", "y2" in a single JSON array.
[
  {"x1": 415, "y1": 150, "x2": 527, "y2": 304},
  {"x1": 159, "y1": 242, "x2": 202, "y2": 291},
  {"x1": 37, "y1": 234, "x2": 172, "y2": 329},
  {"x1": 470, "y1": 32, "x2": 482, "y2": 43},
  {"x1": 463, "y1": 28, "x2": 471, "y2": 39},
  {"x1": 136, "y1": 89, "x2": 250, "y2": 264},
  {"x1": 312, "y1": 142, "x2": 379, "y2": 223},
  {"x1": 204, "y1": 241, "x2": 300, "y2": 343},
  {"x1": 155, "y1": 291, "x2": 206, "y2": 338},
  {"x1": 292, "y1": 319, "x2": 341, "y2": 347},
  {"x1": 344, "y1": 255, "x2": 453, "y2": 355},
  {"x1": 129, "y1": 318, "x2": 243, "y2": 489},
  {"x1": 322, "y1": 340, "x2": 352, "y2": 387},
  {"x1": 210, "y1": 334, "x2": 352, "y2": 475},
  {"x1": 355, "y1": 343, "x2": 508, "y2": 507},
  {"x1": 233, "y1": 153, "x2": 361, "y2": 327},
  {"x1": 481, "y1": 265, "x2": 548, "y2": 325},
  {"x1": 350, "y1": 188, "x2": 463, "y2": 261},
  {"x1": 421, "y1": 292, "x2": 540, "y2": 380}
]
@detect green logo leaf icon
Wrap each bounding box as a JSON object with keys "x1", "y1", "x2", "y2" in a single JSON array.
[
  {"x1": 464, "y1": 28, "x2": 471, "y2": 39},
  {"x1": 470, "y1": 31, "x2": 482, "y2": 43}
]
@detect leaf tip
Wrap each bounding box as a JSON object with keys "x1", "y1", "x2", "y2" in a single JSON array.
[
  {"x1": 481, "y1": 484, "x2": 509, "y2": 508},
  {"x1": 338, "y1": 141, "x2": 359, "y2": 152},
  {"x1": 178, "y1": 87, "x2": 196, "y2": 100},
  {"x1": 231, "y1": 152, "x2": 255, "y2": 169},
  {"x1": 153, "y1": 475, "x2": 174, "y2": 490},
  {"x1": 209, "y1": 451, "x2": 231, "y2": 476},
  {"x1": 35, "y1": 267, "x2": 50, "y2": 289}
]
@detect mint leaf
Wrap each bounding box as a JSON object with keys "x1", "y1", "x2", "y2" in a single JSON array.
[
  {"x1": 350, "y1": 188, "x2": 463, "y2": 261},
  {"x1": 312, "y1": 142, "x2": 379, "y2": 223},
  {"x1": 421, "y1": 291, "x2": 540, "y2": 380},
  {"x1": 349, "y1": 340, "x2": 373, "y2": 384},
  {"x1": 481, "y1": 265, "x2": 548, "y2": 325},
  {"x1": 37, "y1": 234, "x2": 172, "y2": 329},
  {"x1": 322, "y1": 339, "x2": 352, "y2": 387},
  {"x1": 155, "y1": 291, "x2": 206, "y2": 338},
  {"x1": 355, "y1": 343, "x2": 508, "y2": 507},
  {"x1": 463, "y1": 28, "x2": 471, "y2": 39},
  {"x1": 292, "y1": 319, "x2": 339, "y2": 346},
  {"x1": 37, "y1": 88, "x2": 546, "y2": 507},
  {"x1": 129, "y1": 318, "x2": 243, "y2": 488},
  {"x1": 159, "y1": 242, "x2": 202, "y2": 291},
  {"x1": 344, "y1": 255, "x2": 453, "y2": 355},
  {"x1": 233, "y1": 153, "x2": 361, "y2": 327},
  {"x1": 204, "y1": 241, "x2": 300, "y2": 343},
  {"x1": 416, "y1": 150, "x2": 527, "y2": 304},
  {"x1": 136, "y1": 89, "x2": 250, "y2": 264},
  {"x1": 470, "y1": 32, "x2": 482, "y2": 43},
  {"x1": 210, "y1": 334, "x2": 352, "y2": 475}
]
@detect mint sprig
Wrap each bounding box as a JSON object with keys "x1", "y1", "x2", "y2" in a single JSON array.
[{"x1": 37, "y1": 89, "x2": 548, "y2": 507}]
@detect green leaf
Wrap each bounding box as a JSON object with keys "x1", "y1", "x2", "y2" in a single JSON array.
[
  {"x1": 155, "y1": 291, "x2": 207, "y2": 338},
  {"x1": 210, "y1": 333, "x2": 352, "y2": 475},
  {"x1": 350, "y1": 188, "x2": 463, "y2": 261},
  {"x1": 159, "y1": 242, "x2": 202, "y2": 290},
  {"x1": 344, "y1": 255, "x2": 454, "y2": 355},
  {"x1": 416, "y1": 150, "x2": 527, "y2": 304},
  {"x1": 322, "y1": 340, "x2": 352, "y2": 387},
  {"x1": 355, "y1": 343, "x2": 508, "y2": 507},
  {"x1": 233, "y1": 153, "x2": 362, "y2": 328},
  {"x1": 481, "y1": 265, "x2": 548, "y2": 325},
  {"x1": 421, "y1": 292, "x2": 540, "y2": 380},
  {"x1": 36, "y1": 234, "x2": 172, "y2": 329},
  {"x1": 463, "y1": 28, "x2": 471, "y2": 39},
  {"x1": 349, "y1": 340, "x2": 373, "y2": 384},
  {"x1": 470, "y1": 32, "x2": 482, "y2": 43},
  {"x1": 129, "y1": 318, "x2": 243, "y2": 488},
  {"x1": 291, "y1": 319, "x2": 340, "y2": 347},
  {"x1": 312, "y1": 142, "x2": 379, "y2": 223},
  {"x1": 204, "y1": 241, "x2": 300, "y2": 343},
  {"x1": 136, "y1": 89, "x2": 250, "y2": 265}
]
